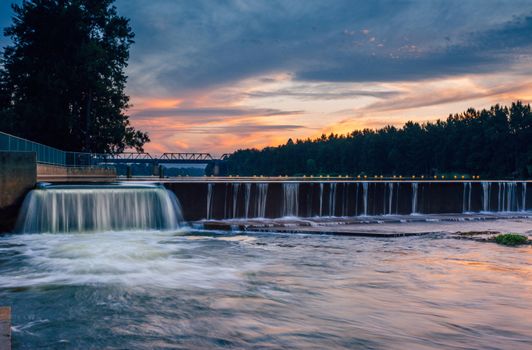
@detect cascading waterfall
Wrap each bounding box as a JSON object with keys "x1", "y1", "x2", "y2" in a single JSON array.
[
  {"x1": 522, "y1": 182, "x2": 527, "y2": 212},
  {"x1": 411, "y1": 182, "x2": 419, "y2": 214},
  {"x1": 319, "y1": 183, "x2": 324, "y2": 216},
  {"x1": 244, "y1": 183, "x2": 251, "y2": 218},
  {"x1": 395, "y1": 183, "x2": 400, "y2": 214},
  {"x1": 16, "y1": 183, "x2": 183, "y2": 233},
  {"x1": 482, "y1": 182, "x2": 491, "y2": 212},
  {"x1": 462, "y1": 182, "x2": 472, "y2": 212},
  {"x1": 479, "y1": 181, "x2": 527, "y2": 213},
  {"x1": 256, "y1": 184, "x2": 268, "y2": 217},
  {"x1": 362, "y1": 182, "x2": 368, "y2": 216},
  {"x1": 508, "y1": 182, "x2": 516, "y2": 212},
  {"x1": 383, "y1": 184, "x2": 387, "y2": 215},
  {"x1": 387, "y1": 182, "x2": 394, "y2": 215},
  {"x1": 206, "y1": 183, "x2": 214, "y2": 219},
  {"x1": 503, "y1": 182, "x2": 516, "y2": 212},
  {"x1": 496, "y1": 182, "x2": 513, "y2": 212},
  {"x1": 282, "y1": 183, "x2": 299, "y2": 217},
  {"x1": 467, "y1": 182, "x2": 472, "y2": 212},
  {"x1": 354, "y1": 183, "x2": 359, "y2": 216},
  {"x1": 201, "y1": 180, "x2": 528, "y2": 220},
  {"x1": 232, "y1": 183, "x2": 240, "y2": 218},
  {"x1": 497, "y1": 182, "x2": 504, "y2": 211},
  {"x1": 328, "y1": 183, "x2": 337, "y2": 216},
  {"x1": 223, "y1": 185, "x2": 229, "y2": 218},
  {"x1": 17, "y1": 181, "x2": 530, "y2": 231}
]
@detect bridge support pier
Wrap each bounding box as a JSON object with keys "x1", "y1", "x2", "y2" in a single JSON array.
[{"x1": 152, "y1": 163, "x2": 159, "y2": 177}]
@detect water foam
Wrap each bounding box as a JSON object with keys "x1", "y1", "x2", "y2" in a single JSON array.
[{"x1": 0, "y1": 230, "x2": 243, "y2": 289}]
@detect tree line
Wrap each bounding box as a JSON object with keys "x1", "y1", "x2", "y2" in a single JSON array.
[{"x1": 226, "y1": 102, "x2": 532, "y2": 179}]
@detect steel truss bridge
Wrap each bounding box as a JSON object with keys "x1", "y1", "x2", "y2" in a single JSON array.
[
  {"x1": 86, "y1": 152, "x2": 230, "y2": 176},
  {"x1": 0, "y1": 130, "x2": 229, "y2": 174},
  {"x1": 94, "y1": 152, "x2": 229, "y2": 164}
]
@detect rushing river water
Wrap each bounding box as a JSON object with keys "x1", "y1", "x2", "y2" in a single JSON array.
[{"x1": 0, "y1": 229, "x2": 531, "y2": 349}]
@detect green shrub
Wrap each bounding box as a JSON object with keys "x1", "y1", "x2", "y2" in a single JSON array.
[{"x1": 494, "y1": 234, "x2": 528, "y2": 246}]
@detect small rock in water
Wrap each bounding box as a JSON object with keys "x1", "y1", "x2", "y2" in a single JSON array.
[{"x1": 457, "y1": 231, "x2": 500, "y2": 236}]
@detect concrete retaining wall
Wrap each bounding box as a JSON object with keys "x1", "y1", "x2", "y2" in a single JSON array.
[
  {"x1": 0, "y1": 152, "x2": 36, "y2": 232},
  {"x1": 1, "y1": 153, "x2": 116, "y2": 232}
]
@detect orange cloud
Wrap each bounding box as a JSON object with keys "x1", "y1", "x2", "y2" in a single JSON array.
[{"x1": 126, "y1": 72, "x2": 532, "y2": 155}]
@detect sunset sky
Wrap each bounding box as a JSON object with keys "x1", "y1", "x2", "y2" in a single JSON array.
[{"x1": 2, "y1": 0, "x2": 532, "y2": 156}]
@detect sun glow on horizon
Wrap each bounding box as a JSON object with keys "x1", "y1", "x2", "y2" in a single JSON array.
[{"x1": 128, "y1": 71, "x2": 532, "y2": 155}]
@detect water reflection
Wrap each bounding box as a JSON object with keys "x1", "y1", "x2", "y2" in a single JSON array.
[{"x1": 0, "y1": 230, "x2": 531, "y2": 349}]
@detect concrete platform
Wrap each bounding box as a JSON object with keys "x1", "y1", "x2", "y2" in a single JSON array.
[
  {"x1": 194, "y1": 214, "x2": 532, "y2": 237},
  {"x1": 0, "y1": 307, "x2": 10, "y2": 350}
]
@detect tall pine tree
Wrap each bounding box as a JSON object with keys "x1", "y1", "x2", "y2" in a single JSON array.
[{"x1": 0, "y1": 0, "x2": 149, "y2": 152}]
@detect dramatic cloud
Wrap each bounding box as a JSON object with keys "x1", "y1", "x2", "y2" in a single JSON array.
[
  {"x1": 132, "y1": 107, "x2": 303, "y2": 119},
  {"x1": 2, "y1": 0, "x2": 532, "y2": 153},
  {"x1": 247, "y1": 85, "x2": 401, "y2": 100},
  {"x1": 362, "y1": 81, "x2": 532, "y2": 113},
  {"x1": 115, "y1": 0, "x2": 532, "y2": 95}
]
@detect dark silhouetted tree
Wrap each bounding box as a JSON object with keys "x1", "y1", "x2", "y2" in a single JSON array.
[{"x1": 0, "y1": 0, "x2": 149, "y2": 152}]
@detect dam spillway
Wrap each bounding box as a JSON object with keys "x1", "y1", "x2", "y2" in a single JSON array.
[
  {"x1": 163, "y1": 181, "x2": 531, "y2": 221},
  {"x1": 8, "y1": 180, "x2": 531, "y2": 231},
  {"x1": 16, "y1": 183, "x2": 183, "y2": 233}
]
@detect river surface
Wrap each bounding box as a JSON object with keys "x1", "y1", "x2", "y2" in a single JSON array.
[{"x1": 0, "y1": 229, "x2": 531, "y2": 349}]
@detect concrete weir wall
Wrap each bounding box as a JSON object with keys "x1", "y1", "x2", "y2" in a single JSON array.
[
  {"x1": 37, "y1": 164, "x2": 116, "y2": 178},
  {"x1": 0, "y1": 152, "x2": 36, "y2": 231},
  {"x1": 164, "y1": 181, "x2": 531, "y2": 221}
]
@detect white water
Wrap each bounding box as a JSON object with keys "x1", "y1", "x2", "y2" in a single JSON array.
[
  {"x1": 16, "y1": 184, "x2": 183, "y2": 233},
  {"x1": 206, "y1": 183, "x2": 214, "y2": 219},
  {"x1": 522, "y1": 182, "x2": 527, "y2": 212},
  {"x1": 463, "y1": 182, "x2": 472, "y2": 212},
  {"x1": 231, "y1": 183, "x2": 240, "y2": 218},
  {"x1": 282, "y1": 183, "x2": 299, "y2": 217},
  {"x1": 203, "y1": 181, "x2": 528, "y2": 220},
  {"x1": 244, "y1": 183, "x2": 251, "y2": 218},
  {"x1": 354, "y1": 183, "x2": 359, "y2": 216},
  {"x1": 256, "y1": 183, "x2": 268, "y2": 218},
  {"x1": 362, "y1": 182, "x2": 369, "y2": 216},
  {"x1": 387, "y1": 182, "x2": 394, "y2": 215},
  {"x1": 1, "y1": 228, "x2": 532, "y2": 349},
  {"x1": 411, "y1": 182, "x2": 419, "y2": 214},
  {"x1": 319, "y1": 183, "x2": 324, "y2": 216},
  {"x1": 328, "y1": 183, "x2": 337, "y2": 216},
  {"x1": 0, "y1": 230, "x2": 241, "y2": 289},
  {"x1": 482, "y1": 182, "x2": 491, "y2": 212}
]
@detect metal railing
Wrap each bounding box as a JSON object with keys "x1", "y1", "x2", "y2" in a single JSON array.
[
  {"x1": 0, "y1": 131, "x2": 112, "y2": 167},
  {"x1": 0, "y1": 131, "x2": 68, "y2": 165},
  {"x1": 0, "y1": 131, "x2": 229, "y2": 167}
]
